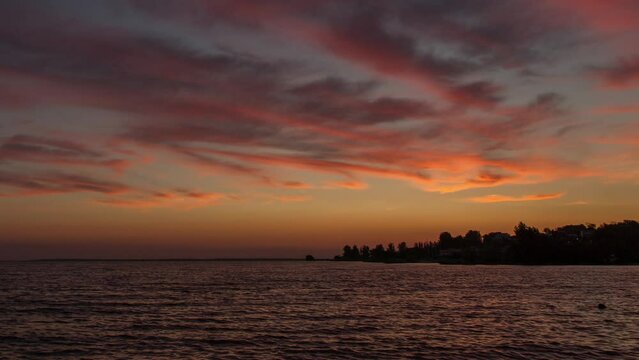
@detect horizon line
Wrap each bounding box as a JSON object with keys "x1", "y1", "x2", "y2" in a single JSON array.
[{"x1": 13, "y1": 258, "x2": 332, "y2": 262}]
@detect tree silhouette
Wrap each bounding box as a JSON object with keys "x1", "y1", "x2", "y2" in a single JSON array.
[
  {"x1": 398, "y1": 242, "x2": 408, "y2": 259},
  {"x1": 351, "y1": 245, "x2": 361, "y2": 259},
  {"x1": 342, "y1": 245, "x2": 352, "y2": 259},
  {"x1": 386, "y1": 243, "x2": 396, "y2": 258},
  {"x1": 464, "y1": 230, "x2": 482, "y2": 247},
  {"x1": 439, "y1": 232, "x2": 454, "y2": 249},
  {"x1": 334, "y1": 220, "x2": 639, "y2": 264},
  {"x1": 361, "y1": 245, "x2": 371, "y2": 260},
  {"x1": 372, "y1": 244, "x2": 386, "y2": 261}
]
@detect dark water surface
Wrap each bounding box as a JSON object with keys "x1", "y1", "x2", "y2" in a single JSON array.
[{"x1": 1, "y1": 261, "x2": 638, "y2": 359}]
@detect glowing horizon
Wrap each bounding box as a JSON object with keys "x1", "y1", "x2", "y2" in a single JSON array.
[{"x1": 1, "y1": 0, "x2": 639, "y2": 259}]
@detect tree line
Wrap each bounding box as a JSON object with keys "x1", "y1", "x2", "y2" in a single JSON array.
[{"x1": 334, "y1": 220, "x2": 639, "y2": 264}]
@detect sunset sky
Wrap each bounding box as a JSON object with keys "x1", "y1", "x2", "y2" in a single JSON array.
[{"x1": 1, "y1": 0, "x2": 639, "y2": 259}]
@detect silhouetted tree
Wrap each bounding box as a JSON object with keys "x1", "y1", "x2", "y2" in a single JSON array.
[
  {"x1": 334, "y1": 220, "x2": 639, "y2": 264},
  {"x1": 351, "y1": 245, "x2": 361, "y2": 260},
  {"x1": 594, "y1": 220, "x2": 639, "y2": 263},
  {"x1": 439, "y1": 232, "x2": 454, "y2": 249},
  {"x1": 386, "y1": 243, "x2": 396, "y2": 258},
  {"x1": 398, "y1": 242, "x2": 408, "y2": 259},
  {"x1": 342, "y1": 245, "x2": 352, "y2": 259},
  {"x1": 361, "y1": 245, "x2": 371, "y2": 261},
  {"x1": 514, "y1": 222, "x2": 546, "y2": 263},
  {"x1": 453, "y1": 235, "x2": 464, "y2": 248},
  {"x1": 482, "y1": 232, "x2": 514, "y2": 263},
  {"x1": 372, "y1": 244, "x2": 386, "y2": 261},
  {"x1": 464, "y1": 230, "x2": 482, "y2": 247}
]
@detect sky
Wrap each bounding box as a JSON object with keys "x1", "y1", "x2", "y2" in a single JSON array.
[{"x1": 1, "y1": 0, "x2": 639, "y2": 259}]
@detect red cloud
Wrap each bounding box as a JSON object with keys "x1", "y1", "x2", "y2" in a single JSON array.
[
  {"x1": 467, "y1": 193, "x2": 565, "y2": 203},
  {"x1": 547, "y1": 0, "x2": 639, "y2": 34},
  {"x1": 281, "y1": 10, "x2": 502, "y2": 108},
  {"x1": 184, "y1": 146, "x2": 432, "y2": 186},
  {"x1": 596, "y1": 55, "x2": 639, "y2": 89}
]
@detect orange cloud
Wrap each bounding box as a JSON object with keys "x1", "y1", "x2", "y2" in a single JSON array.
[
  {"x1": 274, "y1": 194, "x2": 312, "y2": 203},
  {"x1": 566, "y1": 200, "x2": 589, "y2": 206},
  {"x1": 186, "y1": 146, "x2": 432, "y2": 186},
  {"x1": 94, "y1": 198, "x2": 165, "y2": 209},
  {"x1": 279, "y1": 181, "x2": 313, "y2": 189},
  {"x1": 95, "y1": 190, "x2": 227, "y2": 209},
  {"x1": 324, "y1": 180, "x2": 368, "y2": 190},
  {"x1": 467, "y1": 192, "x2": 565, "y2": 203}
]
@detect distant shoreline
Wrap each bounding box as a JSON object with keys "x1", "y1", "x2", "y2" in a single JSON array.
[
  {"x1": 22, "y1": 258, "x2": 332, "y2": 262},
  {"x1": 2, "y1": 259, "x2": 636, "y2": 265},
  {"x1": 335, "y1": 259, "x2": 639, "y2": 266},
  {"x1": 334, "y1": 220, "x2": 639, "y2": 265}
]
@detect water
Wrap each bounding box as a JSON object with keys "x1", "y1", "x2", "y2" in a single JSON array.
[{"x1": 1, "y1": 261, "x2": 638, "y2": 359}]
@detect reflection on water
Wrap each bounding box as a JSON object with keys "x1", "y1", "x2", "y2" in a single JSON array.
[{"x1": 1, "y1": 261, "x2": 638, "y2": 359}]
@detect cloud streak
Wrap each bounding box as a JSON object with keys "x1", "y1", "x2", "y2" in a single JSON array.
[
  {"x1": 0, "y1": 170, "x2": 129, "y2": 196},
  {"x1": 467, "y1": 193, "x2": 565, "y2": 203},
  {"x1": 94, "y1": 189, "x2": 228, "y2": 209},
  {"x1": 0, "y1": 135, "x2": 128, "y2": 171},
  {"x1": 596, "y1": 55, "x2": 639, "y2": 89}
]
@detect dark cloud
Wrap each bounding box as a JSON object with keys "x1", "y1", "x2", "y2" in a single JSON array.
[
  {"x1": 0, "y1": 170, "x2": 129, "y2": 195},
  {"x1": 129, "y1": 0, "x2": 579, "y2": 108},
  {"x1": 0, "y1": 135, "x2": 128, "y2": 170},
  {"x1": 286, "y1": 77, "x2": 437, "y2": 125},
  {"x1": 595, "y1": 55, "x2": 639, "y2": 89}
]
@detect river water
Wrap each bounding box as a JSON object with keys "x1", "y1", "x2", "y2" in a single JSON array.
[{"x1": 1, "y1": 261, "x2": 638, "y2": 359}]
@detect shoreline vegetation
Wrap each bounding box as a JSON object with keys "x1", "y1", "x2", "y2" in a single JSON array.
[{"x1": 333, "y1": 220, "x2": 639, "y2": 265}]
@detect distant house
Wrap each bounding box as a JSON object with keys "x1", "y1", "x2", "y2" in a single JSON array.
[{"x1": 552, "y1": 224, "x2": 594, "y2": 243}]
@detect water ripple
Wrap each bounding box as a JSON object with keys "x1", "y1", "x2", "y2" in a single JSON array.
[{"x1": 1, "y1": 262, "x2": 638, "y2": 359}]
